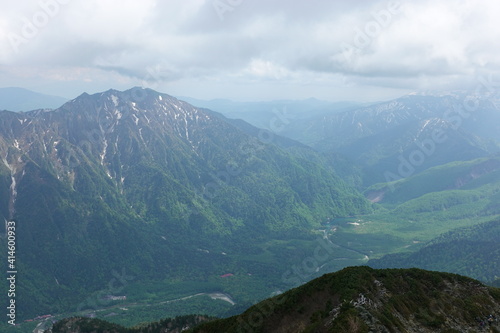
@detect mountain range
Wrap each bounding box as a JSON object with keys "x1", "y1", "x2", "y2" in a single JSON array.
[
  {"x1": 200, "y1": 93, "x2": 500, "y2": 187},
  {"x1": 0, "y1": 87, "x2": 370, "y2": 322},
  {"x1": 1, "y1": 87, "x2": 499, "y2": 332},
  {"x1": 0, "y1": 87, "x2": 68, "y2": 111}
]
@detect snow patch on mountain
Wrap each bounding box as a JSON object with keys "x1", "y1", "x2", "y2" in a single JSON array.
[{"x1": 111, "y1": 95, "x2": 118, "y2": 107}]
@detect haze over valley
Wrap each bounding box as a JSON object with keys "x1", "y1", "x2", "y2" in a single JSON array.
[{"x1": 0, "y1": 1, "x2": 499, "y2": 332}]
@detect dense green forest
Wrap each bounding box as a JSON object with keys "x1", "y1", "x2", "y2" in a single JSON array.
[{"x1": 47, "y1": 267, "x2": 500, "y2": 333}]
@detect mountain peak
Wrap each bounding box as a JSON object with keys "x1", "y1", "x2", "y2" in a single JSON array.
[{"x1": 0, "y1": 86, "x2": 371, "y2": 322}]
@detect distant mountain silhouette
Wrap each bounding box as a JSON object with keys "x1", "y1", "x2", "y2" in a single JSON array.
[{"x1": 0, "y1": 87, "x2": 68, "y2": 111}]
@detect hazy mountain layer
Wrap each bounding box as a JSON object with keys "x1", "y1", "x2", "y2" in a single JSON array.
[
  {"x1": 223, "y1": 93, "x2": 500, "y2": 186},
  {"x1": 0, "y1": 87, "x2": 68, "y2": 111}
]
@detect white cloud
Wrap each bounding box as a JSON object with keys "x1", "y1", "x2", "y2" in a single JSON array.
[{"x1": 0, "y1": 0, "x2": 499, "y2": 101}]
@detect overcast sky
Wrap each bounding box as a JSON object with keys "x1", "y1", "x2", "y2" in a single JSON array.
[{"x1": 1, "y1": 0, "x2": 499, "y2": 101}]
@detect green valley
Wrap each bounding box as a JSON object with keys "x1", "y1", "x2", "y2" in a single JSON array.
[{"x1": 0, "y1": 89, "x2": 499, "y2": 333}]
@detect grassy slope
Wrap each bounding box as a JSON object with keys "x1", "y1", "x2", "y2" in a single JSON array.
[
  {"x1": 369, "y1": 218, "x2": 500, "y2": 283},
  {"x1": 311, "y1": 157, "x2": 500, "y2": 284}
]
